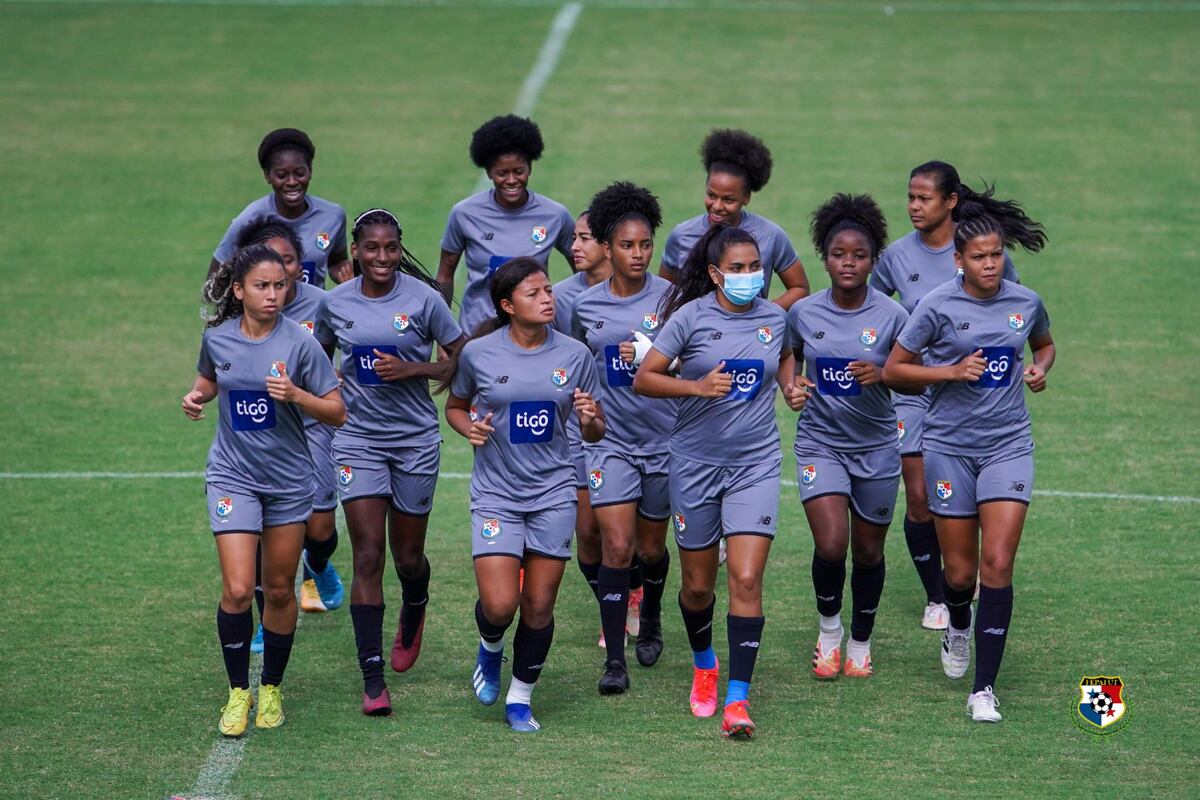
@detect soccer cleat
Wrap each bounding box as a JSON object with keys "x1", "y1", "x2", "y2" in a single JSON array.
[
  {"x1": 941, "y1": 629, "x2": 971, "y2": 679},
  {"x1": 472, "y1": 644, "x2": 504, "y2": 706},
  {"x1": 299, "y1": 579, "x2": 325, "y2": 613},
  {"x1": 362, "y1": 686, "x2": 392, "y2": 717},
  {"x1": 689, "y1": 662, "x2": 719, "y2": 718},
  {"x1": 811, "y1": 639, "x2": 841, "y2": 680},
  {"x1": 505, "y1": 703, "x2": 541, "y2": 732},
  {"x1": 922, "y1": 602, "x2": 950, "y2": 631},
  {"x1": 635, "y1": 614, "x2": 664, "y2": 667},
  {"x1": 721, "y1": 700, "x2": 756, "y2": 740},
  {"x1": 218, "y1": 687, "x2": 254, "y2": 738},
  {"x1": 842, "y1": 651, "x2": 874, "y2": 678},
  {"x1": 255, "y1": 684, "x2": 284, "y2": 729},
  {"x1": 391, "y1": 616, "x2": 425, "y2": 673},
  {"x1": 967, "y1": 686, "x2": 1002, "y2": 722},
  {"x1": 626, "y1": 586, "x2": 643, "y2": 637},
  {"x1": 598, "y1": 659, "x2": 630, "y2": 695},
  {"x1": 303, "y1": 551, "x2": 345, "y2": 611},
  {"x1": 250, "y1": 624, "x2": 264, "y2": 654}
]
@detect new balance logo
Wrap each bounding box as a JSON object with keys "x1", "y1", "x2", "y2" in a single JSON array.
[
  {"x1": 419, "y1": 496, "x2": 431, "y2": 505},
  {"x1": 710, "y1": 331, "x2": 722, "y2": 340},
  {"x1": 345, "y1": 321, "x2": 354, "y2": 329},
  {"x1": 816, "y1": 594, "x2": 836, "y2": 602},
  {"x1": 813, "y1": 331, "x2": 825, "y2": 339},
  {"x1": 219, "y1": 362, "x2": 231, "y2": 371},
  {"x1": 496, "y1": 375, "x2": 509, "y2": 384},
  {"x1": 757, "y1": 515, "x2": 772, "y2": 525},
  {"x1": 602, "y1": 593, "x2": 624, "y2": 602},
  {"x1": 224, "y1": 642, "x2": 244, "y2": 649},
  {"x1": 366, "y1": 655, "x2": 382, "y2": 663},
  {"x1": 957, "y1": 322, "x2": 970, "y2": 330},
  {"x1": 983, "y1": 627, "x2": 1007, "y2": 635},
  {"x1": 1010, "y1": 482, "x2": 1025, "y2": 492},
  {"x1": 593, "y1": 321, "x2": 605, "y2": 330},
  {"x1": 913, "y1": 554, "x2": 932, "y2": 562},
  {"x1": 909, "y1": 273, "x2": 920, "y2": 282},
  {"x1": 528, "y1": 662, "x2": 545, "y2": 671},
  {"x1": 483, "y1": 233, "x2": 495, "y2": 241},
  {"x1": 739, "y1": 641, "x2": 760, "y2": 648},
  {"x1": 862, "y1": 607, "x2": 878, "y2": 615},
  {"x1": 644, "y1": 578, "x2": 665, "y2": 585}
]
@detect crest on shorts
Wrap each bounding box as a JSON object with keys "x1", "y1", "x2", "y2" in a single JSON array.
[
  {"x1": 300, "y1": 320, "x2": 315, "y2": 334},
  {"x1": 338, "y1": 465, "x2": 354, "y2": 486},
  {"x1": 551, "y1": 367, "x2": 569, "y2": 387},
  {"x1": 531, "y1": 226, "x2": 548, "y2": 244},
  {"x1": 860, "y1": 328, "x2": 878, "y2": 346},
  {"x1": 588, "y1": 469, "x2": 604, "y2": 490},
  {"x1": 757, "y1": 326, "x2": 773, "y2": 344},
  {"x1": 936, "y1": 480, "x2": 953, "y2": 500},
  {"x1": 481, "y1": 518, "x2": 502, "y2": 540},
  {"x1": 1009, "y1": 313, "x2": 1025, "y2": 330},
  {"x1": 642, "y1": 312, "x2": 659, "y2": 331},
  {"x1": 216, "y1": 496, "x2": 234, "y2": 517},
  {"x1": 270, "y1": 361, "x2": 285, "y2": 378},
  {"x1": 802, "y1": 464, "x2": 817, "y2": 485},
  {"x1": 316, "y1": 232, "x2": 331, "y2": 251},
  {"x1": 1076, "y1": 676, "x2": 1129, "y2": 733},
  {"x1": 393, "y1": 313, "x2": 410, "y2": 332},
  {"x1": 673, "y1": 512, "x2": 686, "y2": 532},
  {"x1": 897, "y1": 420, "x2": 906, "y2": 441}
]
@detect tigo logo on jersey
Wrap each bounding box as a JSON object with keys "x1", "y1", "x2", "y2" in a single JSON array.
[
  {"x1": 642, "y1": 312, "x2": 659, "y2": 331},
  {"x1": 801, "y1": 464, "x2": 817, "y2": 485},
  {"x1": 978, "y1": 347, "x2": 1016, "y2": 389},
  {"x1": 897, "y1": 420, "x2": 906, "y2": 441},
  {"x1": 936, "y1": 480, "x2": 953, "y2": 500},
  {"x1": 721, "y1": 359, "x2": 765, "y2": 401},
  {"x1": 216, "y1": 496, "x2": 234, "y2": 517},
  {"x1": 300, "y1": 320, "x2": 315, "y2": 334},
  {"x1": 480, "y1": 518, "x2": 502, "y2": 540},
  {"x1": 316, "y1": 232, "x2": 331, "y2": 251},
  {"x1": 861, "y1": 328, "x2": 877, "y2": 346},
  {"x1": 1009, "y1": 313, "x2": 1024, "y2": 331},
  {"x1": 673, "y1": 512, "x2": 686, "y2": 533},
  {"x1": 551, "y1": 367, "x2": 569, "y2": 387},
  {"x1": 488, "y1": 255, "x2": 513, "y2": 274},
  {"x1": 531, "y1": 226, "x2": 548, "y2": 243},
  {"x1": 270, "y1": 361, "x2": 285, "y2": 378},
  {"x1": 588, "y1": 470, "x2": 604, "y2": 490},
  {"x1": 229, "y1": 390, "x2": 275, "y2": 432},
  {"x1": 604, "y1": 345, "x2": 636, "y2": 387},
  {"x1": 815, "y1": 358, "x2": 862, "y2": 397},
  {"x1": 757, "y1": 326, "x2": 773, "y2": 345},
  {"x1": 352, "y1": 345, "x2": 398, "y2": 386},
  {"x1": 1076, "y1": 676, "x2": 1130, "y2": 734},
  {"x1": 338, "y1": 465, "x2": 354, "y2": 486},
  {"x1": 509, "y1": 401, "x2": 556, "y2": 444},
  {"x1": 393, "y1": 313, "x2": 410, "y2": 332}
]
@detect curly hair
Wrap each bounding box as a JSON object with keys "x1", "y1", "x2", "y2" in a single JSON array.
[
  {"x1": 235, "y1": 216, "x2": 304, "y2": 262},
  {"x1": 809, "y1": 193, "x2": 889, "y2": 262},
  {"x1": 201, "y1": 244, "x2": 286, "y2": 328},
  {"x1": 659, "y1": 223, "x2": 760, "y2": 322},
  {"x1": 700, "y1": 128, "x2": 773, "y2": 193},
  {"x1": 469, "y1": 114, "x2": 545, "y2": 169},
  {"x1": 585, "y1": 181, "x2": 663, "y2": 244},
  {"x1": 257, "y1": 128, "x2": 315, "y2": 170}
]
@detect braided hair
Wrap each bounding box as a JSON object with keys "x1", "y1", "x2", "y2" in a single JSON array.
[
  {"x1": 809, "y1": 193, "x2": 888, "y2": 262},
  {"x1": 201, "y1": 244, "x2": 286, "y2": 328},
  {"x1": 351, "y1": 208, "x2": 452, "y2": 304},
  {"x1": 659, "y1": 223, "x2": 760, "y2": 322},
  {"x1": 235, "y1": 216, "x2": 303, "y2": 264}
]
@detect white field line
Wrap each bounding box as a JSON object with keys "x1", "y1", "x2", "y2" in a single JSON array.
[{"x1": 3, "y1": 0, "x2": 1197, "y2": 11}]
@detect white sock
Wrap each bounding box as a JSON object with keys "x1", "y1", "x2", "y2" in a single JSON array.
[
  {"x1": 480, "y1": 636, "x2": 503, "y2": 653},
  {"x1": 818, "y1": 614, "x2": 843, "y2": 652},
  {"x1": 506, "y1": 676, "x2": 534, "y2": 706},
  {"x1": 847, "y1": 637, "x2": 871, "y2": 663}
]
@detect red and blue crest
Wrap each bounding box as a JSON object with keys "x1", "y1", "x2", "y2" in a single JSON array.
[
  {"x1": 860, "y1": 328, "x2": 878, "y2": 346},
  {"x1": 1077, "y1": 675, "x2": 1127, "y2": 731},
  {"x1": 936, "y1": 480, "x2": 953, "y2": 500},
  {"x1": 1009, "y1": 313, "x2": 1024, "y2": 330}
]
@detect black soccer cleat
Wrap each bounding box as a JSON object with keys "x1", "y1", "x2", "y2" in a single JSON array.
[
  {"x1": 635, "y1": 614, "x2": 664, "y2": 667},
  {"x1": 598, "y1": 659, "x2": 630, "y2": 695}
]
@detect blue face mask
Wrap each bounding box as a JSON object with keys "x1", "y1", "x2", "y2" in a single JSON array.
[{"x1": 718, "y1": 270, "x2": 764, "y2": 305}]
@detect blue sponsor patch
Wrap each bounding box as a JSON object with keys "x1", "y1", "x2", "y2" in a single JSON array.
[
  {"x1": 488, "y1": 255, "x2": 514, "y2": 274},
  {"x1": 300, "y1": 260, "x2": 317, "y2": 285},
  {"x1": 604, "y1": 344, "x2": 636, "y2": 387},
  {"x1": 814, "y1": 357, "x2": 862, "y2": 396},
  {"x1": 721, "y1": 359, "x2": 764, "y2": 401},
  {"x1": 978, "y1": 346, "x2": 1016, "y2": 389},
  {"x1": 352, "y1": 345, "x2": 399, "y2": 386},
  {"x1": 509, "y1": 401, "x2": 556, "y2": 444},
  {"x1": 228, "y1": 390, "x2": 275, "y2": 432}
]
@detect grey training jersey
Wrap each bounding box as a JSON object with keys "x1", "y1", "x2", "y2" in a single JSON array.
[
  {"x1": 281, "y1": 280, "x2": 330, "y2": 431},
  {"x1": 870, "y1": 230, "x2": 1019, "y2": 314},
  {"x1": 787, "y1": 288, "x2": 909, "y2": 452},
  {"x1": 570, "y1": 275, "x2": 675, "y2": 456},
  {"x1": 552, "y1": 271, "x2": 592, "y2": 335},
  {"x1": 897, "y1": 276, "x2": 1050, "y2": 457},
  {"x1": 441, "y1": 189, "x2": 575, "y2": 336},
  {"x1": 450, "y1": 326, "x2": 599, "y2": 512},
  {"x1": 214, "y1": 194, "x2": 347, "y2": 288},
  {"x1": 660, "y1": 210, "x2": 799, "y2": 299},
  {"x1": 651, "y1": 293, "x2": 788, "y2": 466},
  {"x1": 315, "y1": 274, "x2": 463, "y2": 450},
  {"x1": 197, "y1": 316, "x2": 340, "y2": 496}
]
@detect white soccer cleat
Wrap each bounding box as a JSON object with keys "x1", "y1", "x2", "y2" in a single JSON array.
[
  {"x1": 941, "y1": 629, "x2": 971, "y2": 679},
  {"x1": 921, "y1": 602, "x2": 949, "y2": 630},
  {"x1": 967, "y1": 686, "x2": 1002, "y2": 722}
]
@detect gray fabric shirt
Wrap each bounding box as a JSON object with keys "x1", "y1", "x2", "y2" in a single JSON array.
[
  {"x1": 552, "y1": 271, "x2": 591, "y2": 335},
  {"x1": 660, "y1": 210, "x2": 799, "y2": 299},
  {"x1": 870, "y1": 230, "x2": 1018, "y2": 314},
  {"x1": 450, "y1": 326, "x2": 600, "y2": 512},
  {"x1": 315, "y1": 274, "x2": 462, "y2": 450},
  {"x1": 651, "y1": 293, "x2": 788, "y2": 466},
  {"x1": 897, "y1": 276, "x2": 1051, "y2": 456},
  {"x1": 281, "y1": 280, "x2": 329, "y2": 431},
  {"x1": 214, "y1": 194, "x2": 347, "y2": 288},
  {"x1": 787, "y1": 288, "x2": 909, "y2": 452},
  {"x1": 440, "y1": 189, "x2": 575, "y2": 336},
  {"x1": 197, "y1": 316, "x2": 339, "y2": 496}
]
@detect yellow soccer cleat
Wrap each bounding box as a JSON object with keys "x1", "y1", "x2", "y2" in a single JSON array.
[
  {"x1": 256, "y1": 684, "x2": 285, "y2": 729},
  {"x1": 299, "y1": 579, "x2": 326, "y2": 613},
  {"x1": 218, "y1": 687, "x2": 254, "y2": 738}
]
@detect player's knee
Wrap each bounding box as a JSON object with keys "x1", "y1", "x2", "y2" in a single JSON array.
[
  {"x1": 851, "y1": 541, "x2": 884, "y2": 567},
  {"x1": 980, "y1": 553, "x2": 1015, "y2": 586},
  {"x1": 519, "y1": 597, "x2": 554, "y2": 629},
  {"x1": 603, "y1": 537, "x2": 635, "y2": 566},
  {"x1": 814, "y1": 538, "x2": 848, "y2": 563},
  {"x1": 393, "y1": 550, "x2": 425, "y2": 579},
  {"x1": 943, "y1": 563, "x2": 976, "y2": 591},
  {"x1": 262, "y1": 582, "x2": 294, "y2": 608},
  {"x1": 480, "y1": 595, "x2": 517, "y2": 627},
  {"x1": 679, "y1": 585, "x2": 714, "y2": 610},
  {"x1": 353, "y1": 548, "x2": 386, "y2": 580},
  {"x1": 727, "y1": 565, "x2": 762, "y2": 604}
]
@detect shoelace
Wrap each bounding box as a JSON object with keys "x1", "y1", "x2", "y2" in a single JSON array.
[
  {"x1": 979, "y1": 687, "x2": 999, "y2": 706},
  {"x1": 222, "y1": 691, "x2": 251, "y2": 716},
  {"x1": 694, "y1": 668, "x2": 718, "y2": 695}
]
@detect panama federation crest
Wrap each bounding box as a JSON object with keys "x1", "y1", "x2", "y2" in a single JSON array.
[
  {"x1": 551, "y1": 367, "x2": 569, "y2": 387},
  {"x1": 338, "y1": 465, "x2": 354, "y2": 486},
  {"x1": 531, "y1": 226, "x2": 547, "y2": 243},
  {"x1": 215, "y1": 496, "x2": 234, "y2": 518},
  {"x1": 801, "y1": 464, "x2": 817, "y2": 485},
  {"x1": 861, "y1": 328, "x2": 878, "y2": 346},
  {"x1": 897, "y1": 420, "x2": 906, "y2": 441},
  {"x1": 758, "y1": 326, "x2": 773, "y2": 345},
  {"x1": 316, "y1": 232, "x2": 331, "y2": 251},
  {"x1": 642, "y1": 312, "x2": 659, "y2": 331},
  {"x1": 673, "y1": 512, "x2": 686, "y2": 533},
  {"x1": 936, "y1": 480, "x2": 953, "y2": 500},
  {"x1": 1075, "y1": 675, "x2": 1129, "y2": 734},
  {"x1": 270, "y1": 361, "x2": 285, "y2": 378},
  {"x1": 1009, "y1": 313, "x2": 1025, "y2": 330},
  {"x1": 393, "y1": 313, "x2": 410, "y2": 332},
  {"x1": 300, "y1": 320, "x2": 314, "y2": 335},
  {"x1": 481, "y1": 518, "x2": 502, "y2": 540},
  {"x1": 588, "y1": 469, "x2": 604, "y2": 490}
]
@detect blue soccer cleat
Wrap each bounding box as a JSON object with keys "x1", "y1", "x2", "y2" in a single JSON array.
[
  {"x1": 505, "y1": 703, "x2": 541, "y2": 732},
  {"x1": 302, "y1": 551, "x2": 345, "y2": 612},
  {"x1": 250, "y1": 623, "x2": 264, "y2": 654},
  {"x1": 472, "y1": 644, "x2": 503, "y2": 706}
]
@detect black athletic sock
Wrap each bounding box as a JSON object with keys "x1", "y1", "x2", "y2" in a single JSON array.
[
  {"x1": 973, "y1": 584, "x2": 1014, "y2": 693},
  {"x1": 475, "y1": 599, "x2": 509, "y2": 645},
  {"x1": 598, "y1": 565, "x2": 629, "y2": 665},
  {"x1": 629, "y1": 553, "x2": 643, "y2": 591},
  {"x1": 904, "y1": 519, "x2": 944, "y2": 604},
  {"x1": 678, "y1": 594, "x2": 715, "y2": 654},
  {"x1": 812, "y1": 553, "x2": 846, "y2": 617},
  {"x1": 304, "y1": 528, "x2": 338, "y2": 574},
  {"x1": 577, "y1": 558, "x2": 601, "y2": 602},
  {"x1": 850, "y1": 558, "x2": 886, "y2": 642},
  {"x1": 350, "y1": 603, "x2": 385, "y2": 697},
  {"x1": 511, "y1": 619, "x2": 555, "y2": 685},
  {"x1": 260, "y1": 626, "x2": 295, "y2": 686},
  {"x1": 727, "y1": 614, "x2": 765, "y2": 685},
  {"x1": 943, "y1": 577, "x2": 976, "y2": 631},
  {"x1": 216, "y1": 606, "x2": 253, "y2": 690},
  {"x1": 254, "y1": 545, "x2": 265, "y2": 620},
  {"x1": 639, "y1": 551, "x2": 670, "y2": 619},
  {"x1": 399, "y1": 557, "x2": 431, "y2": 649}
]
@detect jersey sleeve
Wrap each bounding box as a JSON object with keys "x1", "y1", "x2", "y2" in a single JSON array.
[
  {"x1": 651, "y1": 305, "x2": 691, "y2": 361},
  {"x1": 426, "y1": 292, "x2": 464, "y2": 347},
  {"x1": 1030, "y1": 294, "x2": 1051, "y2": 339},
  {"x1": 568, "y1": 298, "x2": 588, "y2": 343},
  {"x1": 296, "y1": 333, "x2": 340, "y2": 397},
  {"x1": 196, "y1": 331, "x2": 216, "y2": 379},
  {"x1": 553, "y1": 290, "x2": 575, "y2": 336},
  {"x1": 331, "y1": 209, "x2": 348, "y2": 255},
  {"x1": 449, "y1": 344, "x2": 477, "y2": 399},
  {"x1": 659, "y1": 228, "x2": 682, "y2": 275},
  {"x1": 212, "y1": 215, "x2": 243, "y2": 263},
  {"x1": 770, "y1": 230, "x2": 799, "y2": 276},
  {"x1": 576, "y1": 346, "x2": 600, "y2": 396},
  {"x1": 555, "y1": 206, "x2": 575, "y2": 259},
  {"x1": 785, "y1": 305, "x2": 805, "y2": 355},
  {"x1": 440, "y1": 204, "x2": 465, "y2": 254},
  {"x1": 313, "y1": 295, "x2": 335, "y2": 347},
  {"x1": 887, "y1": 302, "x2": 911, "y2": 348},
  {"x1": 896, "y1": 297, "x2": 939, "y2": 354},
  {"x1": 870, "y1": 252, "x2": 897, "y2": 295},
  {"x1": 1003, "y1": 252, "x2": 1020, "y2": 283}
]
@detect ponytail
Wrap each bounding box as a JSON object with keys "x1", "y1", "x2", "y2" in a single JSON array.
[
  {"x1": 952, "y1": 182, "x2": 1047, "y2": 253},
  {"x1": 201, "y1": 244, "x2": 285, "y2": 328}
]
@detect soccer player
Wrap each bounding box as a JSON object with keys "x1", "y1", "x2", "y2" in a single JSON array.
[
  {"x1": 658, "y1": 128, "x2": 809, "y2": 309},
  {"x1": 787, "y1": 195, "x2": 909, "y2": 679},
  {"x1": 437, "y1": 115, "x2": 575, "y2": 336},
  {"x1": 633, "y1": 224, "x2": 807, "y2": 739},
  {"x1": 571, "y1": 183, "x2": 676, "y2": 693},
  {"x1": 183, "y1": 244, "x2": 345, "y2": 737},
  {"x1": 443, "y1": 258, "x2": 605, "y2": 732},
  {"x1": 883, "y1": 201, "x2": 1053, "y2": 723},
  {"x1": 871, "y1": 161, "x2": 1021, "y2": 630},
  {"x1": 314, "y1": 209, "x2": 465, "y2": 716},
  {"x1": 210, "y1": 128, "x2": 351, "y2": 287}
]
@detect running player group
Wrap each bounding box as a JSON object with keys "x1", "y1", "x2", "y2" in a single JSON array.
[{"x1": 183, "y1": 118, "x2": 1055, "y2": 740}]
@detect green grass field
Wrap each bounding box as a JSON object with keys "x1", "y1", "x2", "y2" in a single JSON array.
[{"x1": 2, "y1": 1, "x2": 1198, "y2": 797}]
